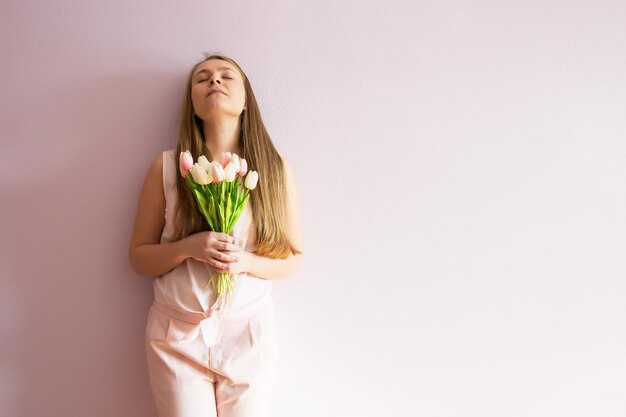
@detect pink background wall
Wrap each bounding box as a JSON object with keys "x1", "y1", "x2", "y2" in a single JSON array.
[{"x1": 2, "y1": 1, "x2": 625, "y2": 416}]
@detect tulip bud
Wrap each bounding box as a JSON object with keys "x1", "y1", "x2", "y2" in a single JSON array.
[
  {"x1": 211, "y1": 163, "x2": 226, "y2": 184},
  {"x1": 190, "y1": 163, "x2": 211, "y2": 185},
  {"x1": 224, "y1": 162, "x2": 237, "y2": 182},
  {"x1": 238, "y1": 158, "x2": 248, "y2": 176},
  {"x1": 197, "y1": 155, "x2": 212, "y2": 172},
  {"x1": 179, "y1": 150, "x2": 194, "y2": 177},
  {"x1": 244, "y1": 170, "x2": 259, "y2": 190},
  {"x1": 230, "y1": 154, "x2": 241, "y2": 174},
  {"x1": 220, "y1": 151, "x2": 231, "y2": 168},
  {"x1": 205, "y1": 162, "x2": 214, "y2": 183}
]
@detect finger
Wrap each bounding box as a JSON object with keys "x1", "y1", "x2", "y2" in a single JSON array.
[
  {"x1": 212, "y1": 249, "x2": 239, "y2": 262},
  {"x1": 215, "y1": 233, "x2": 236, "y2": 244},
  {"x1": 210, "y1": 259, "x2": 231, "y2": 271},
  {"x1": 220, "y1": 241, "x2": 242, "y2": 252}
]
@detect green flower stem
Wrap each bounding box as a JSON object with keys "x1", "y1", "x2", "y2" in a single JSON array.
[
  {"x1": 204, "y1": 270, "x2": 237, "y2": 303},
  {"x1": 184, "y1": 174, "x2": 249, "y2": 304}
]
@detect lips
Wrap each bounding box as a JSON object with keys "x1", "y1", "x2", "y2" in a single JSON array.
[{"x1": 207, "y1": 90, "x2": 225, "y2": 96}]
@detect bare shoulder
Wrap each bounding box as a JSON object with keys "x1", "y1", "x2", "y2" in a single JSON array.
[
  {"x1": 152, "y1": 150, "x2": 165, "y2": 174},
  {"x1": 128, "y1": 151, "x2": 166, "y2": 252},
  {"x1": 144, "y1": 151, "x2": 165, "y2": 193}
]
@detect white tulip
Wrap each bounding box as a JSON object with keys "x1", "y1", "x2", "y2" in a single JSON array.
[
  {"x1": 205, "y1": 162, "x2": 214, "y2": 183},
  {"x1": 224, "y1": 162, "x2": 237, "y2": 182},
  {"x1": 190, "y1": 163, "x2": 211, "y2": 185},
  {"x1": 244, "y1": 170, "x2": 259, "y2": 190},
  {"x1": 197, "y1": 155, "x2": 212, "y2": 172}
]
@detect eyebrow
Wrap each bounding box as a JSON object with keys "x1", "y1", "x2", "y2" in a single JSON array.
[{"x1": 194, "y1": 67, "x2": 236, "y2": 77}]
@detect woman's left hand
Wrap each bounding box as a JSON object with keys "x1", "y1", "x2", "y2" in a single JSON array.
[{"x1": 217, "y1": 249, "x2": 254, "y2": 276}]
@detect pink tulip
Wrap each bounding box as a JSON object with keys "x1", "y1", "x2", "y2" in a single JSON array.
[
  {"x1": 211, "y1": 163, "x2": 226, "y2": 183},
  {"x1": 230, "y1": 153, "x2": 241, "y2": 173},
  {"x1": 238, "y1": 158, "x2": 248, "y2": 176},
  {"x1": 179, "y1": 150, "x2": 194, "y2": 177},
  {"x1": 220, "y1": 151, "x2": 231, "y2": 168}
]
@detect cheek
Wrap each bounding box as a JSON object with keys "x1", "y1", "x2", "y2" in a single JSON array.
[
  {"x1": 232, "y1": 87, "x2": 246, "y2": 105},
  {"x1": 190, "y1": 88, "x2": 205, "y2": 105}
]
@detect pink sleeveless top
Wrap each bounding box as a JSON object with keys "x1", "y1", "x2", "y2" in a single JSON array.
[{"x1": 153, "y1": 149, "x2": 272, "y2": 317}]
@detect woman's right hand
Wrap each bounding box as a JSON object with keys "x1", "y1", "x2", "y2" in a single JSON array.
[{"x1": 182, "y1": 231, "x2": 242, "y2": 273}]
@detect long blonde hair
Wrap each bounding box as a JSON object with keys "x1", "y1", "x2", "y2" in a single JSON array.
[{"x1": 171, "y1": 52, "x2": 302, "y2": 260}]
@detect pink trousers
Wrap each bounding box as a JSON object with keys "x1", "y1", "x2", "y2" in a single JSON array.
[{"x1": 145, "y1": 298, "x2": 278, "y2": 417}]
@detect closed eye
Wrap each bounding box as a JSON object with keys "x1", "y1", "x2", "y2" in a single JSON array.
[{"x1": 196, "y1": 77, "x2": 232, "y2": 83}]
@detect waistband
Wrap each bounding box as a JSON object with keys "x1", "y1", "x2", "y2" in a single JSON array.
[
  {"x1": 151, "y1": 296, "x2": 273, "y2": 324},
  {"x1": 150, "y1": 296, "x2": 273, "y2": 349}
]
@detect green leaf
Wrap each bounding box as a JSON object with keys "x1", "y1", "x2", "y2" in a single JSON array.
[
  {"x1": 231, "y1": 185, "x2": 237, "y2": 207},
  {"x1": 225, "y1": 194, "x2": 232, "y2": 226},
  {"x1": 195, "y1": 189, "x2": 207, "y2": 207},
  {"x1": 185, "y1": 174, "x2": 196, "y2": 190},
  {"x1": 209, "y1": 195, "x2": 217, "y2": 230},
  {"x1": 191, "y1": 189, "x2": 211, "y2": 227},
  {"x1": 217, "y1": 203, "x2": 225, "y2": 232},
  {"x1": 209, "y1": 195, "x2": 215, "y2": 214}
]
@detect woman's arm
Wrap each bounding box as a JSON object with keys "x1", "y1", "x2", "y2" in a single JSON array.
[
  {"x1": 247, "y1": 155, "x2": 304, "y2": 280},
  {"x1": 128, "y1": 152, "x2": 189, "y2": 277}
]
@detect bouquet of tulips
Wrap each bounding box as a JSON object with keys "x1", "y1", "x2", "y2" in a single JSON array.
[{"x1": 179, "y1": 150, "x2": 259, "y2": 304}]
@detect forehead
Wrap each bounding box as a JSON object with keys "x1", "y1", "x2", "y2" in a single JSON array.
[{"x1": 193, "y1": 60, "x2": 238, "y2": 76}]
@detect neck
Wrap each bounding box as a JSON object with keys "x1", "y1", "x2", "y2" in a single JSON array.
[{"x1": 202, "y1": 115, "x2": 242, "y2": 162}]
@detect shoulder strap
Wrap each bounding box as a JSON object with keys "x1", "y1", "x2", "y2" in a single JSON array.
[{"x1": 162, "y1": 149, "x2": 177, "y2": 195}]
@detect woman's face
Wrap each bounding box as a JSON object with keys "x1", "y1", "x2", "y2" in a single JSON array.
[{"x1": 191, "y1": 59, "x2": 246, "y2": 120}]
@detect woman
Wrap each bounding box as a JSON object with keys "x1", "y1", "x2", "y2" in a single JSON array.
[{"x1": 128, "y1": 53, "x2": 303, "y2": 417}]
